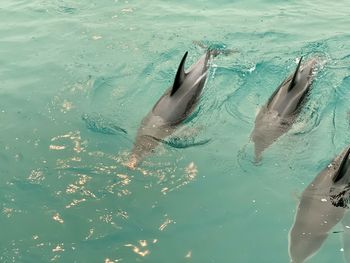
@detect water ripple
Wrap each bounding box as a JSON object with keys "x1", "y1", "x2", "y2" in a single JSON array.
[{"x1": 82, "y1": 112, "x2": 127, "y2": 135}]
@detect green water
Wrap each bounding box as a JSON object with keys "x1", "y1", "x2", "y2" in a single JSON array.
[{"x1": 1, "y1": 0, "x2": 350, "y2": 262}]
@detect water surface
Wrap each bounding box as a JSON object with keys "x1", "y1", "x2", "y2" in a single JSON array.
[{"x1": 1, "y1": 0, "x2": 350, "y2": 262}]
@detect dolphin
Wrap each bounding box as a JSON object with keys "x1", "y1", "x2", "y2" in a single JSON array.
[
  {"x1": 288, "y1": 146, "x2": 350, "y2": 263},
  {"x1": 251, "y1": 57, "x2": 318, "y2": 161},
  {"x1": 128, "y1": 51, "x2": 213, "y2": 168}
]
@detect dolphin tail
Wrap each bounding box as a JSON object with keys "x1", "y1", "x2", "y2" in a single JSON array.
[
  {"x1": 207, "y1": 48, "x2": 222, "y2": 58},
  {"x1": 193, "y1": 40, "x2": 237, "y2": 58},
  {"x1": 201, "y1": 47, "x2": 230, "y2": 72},
  {"x1": 207, "y1": 47, "x2": 236, "y2": 58}
]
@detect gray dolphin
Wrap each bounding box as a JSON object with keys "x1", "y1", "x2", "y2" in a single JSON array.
[
  {"x1": 128, "y1": 51, "x2": 213, "y2": 168},
  {"x1": 288, "y1": 146, "x2": 350, "y2": 263},
  {"x1": 251, "y1": 57, "x2": 318, "y2": 161}
]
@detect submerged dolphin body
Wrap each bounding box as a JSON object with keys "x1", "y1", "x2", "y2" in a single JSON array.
[
  {"x1": 340, "y1": 209, "x2": 350, "y2": 263},
  {"x1": 251, "y1": 58, "x2": 318, "y2": 161},
  {"x1": 289, "y1": 146, "x2": 350, "y2": 263},
  {"x1": 128, "y1": 51, "x2": 212, "y2": 167},
  {"x1": 341, "y1": 215, "x2": 350, "y2": 263}
]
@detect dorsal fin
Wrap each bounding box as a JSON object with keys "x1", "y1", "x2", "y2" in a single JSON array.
[
  {"x1": 333, "y1": 147, "x2": 350, "y2": 183},
  {"x1": 170, "y1": 52, "x2": 188, "y2": 96},
  {"x1": 288, "y1": 56, "x2": 303, "y2": 92}
]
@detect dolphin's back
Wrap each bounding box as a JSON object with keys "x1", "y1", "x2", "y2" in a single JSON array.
[
  {"x1": 129, "y1": 51, "x2": 212, "y2": 167},
  {"x1": 152, "y1": 52, "x2": 209, "y2": 124},
  {"x1": 267, "y1": 58, "x2": 317, "y2": 118}
]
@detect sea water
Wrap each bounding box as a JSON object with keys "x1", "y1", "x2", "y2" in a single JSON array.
[{"x1": 1, "y1": 0, "x2": 350, "y2": 262}]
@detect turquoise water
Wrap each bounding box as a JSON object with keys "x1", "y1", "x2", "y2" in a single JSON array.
[{"x1": 1, "y1": 0, "x2": 350, "y2": 262}]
